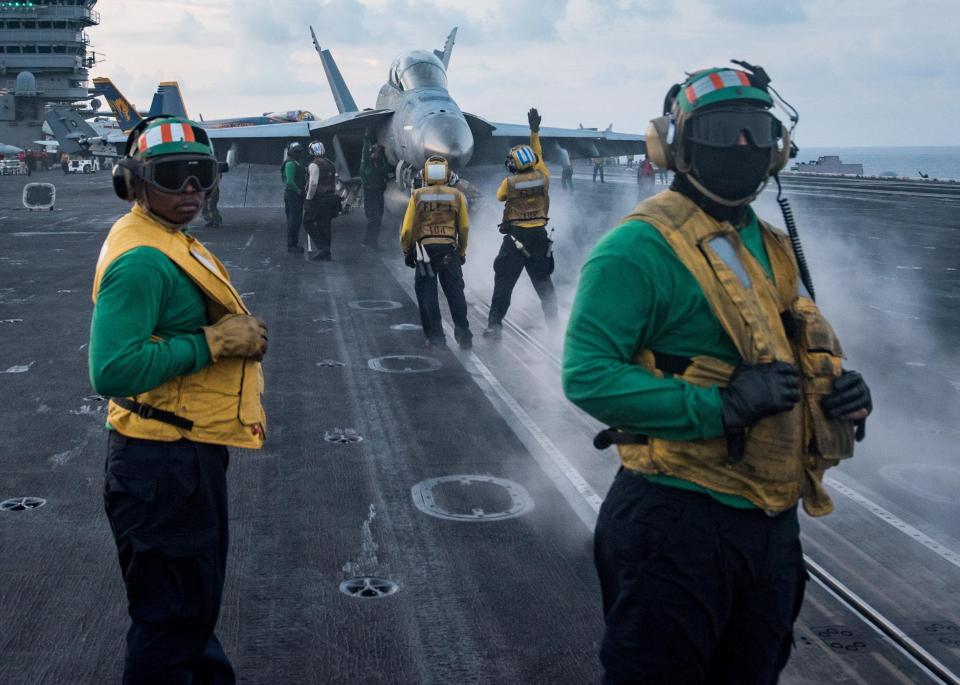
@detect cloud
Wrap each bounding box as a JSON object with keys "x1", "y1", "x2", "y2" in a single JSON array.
[
  {"x1": 89, "y1": 0, "x2": 958, "y2": 145},
  {"x1": 704, "y1": 0, "x2": 807, "y2": 24}
]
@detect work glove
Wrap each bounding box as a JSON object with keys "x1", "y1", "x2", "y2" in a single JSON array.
[
  {"x1": 719, "y1": 361, "x2": 800, "y2": 431},
  {"x1": 404, "y1": 251, "x2": 417, "y2": 268},
  {"x1": 202, "y1": 314, "x2": 268, "y2": 362},
  {"x1": 528, "y1": 108, "x2": 541, "y2": 132},
  {"x1": 821, "y1": 369, "x2": 872, "y2": 441},
  {"x1": 459, "y1": 254, "x2": 466, "y2": 265}
]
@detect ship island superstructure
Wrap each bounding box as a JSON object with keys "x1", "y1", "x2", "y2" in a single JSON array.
[{"x1": 0, "y1": 0, "x2": 98, "y2": 149}]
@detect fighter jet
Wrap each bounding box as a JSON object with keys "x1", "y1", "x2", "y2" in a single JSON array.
[
  {"x1": 306, "y1": 27, "x2": 646, "y2": 190},
  {"x1": 92, "y1": 77, "x2": 320, "y2": 133}
]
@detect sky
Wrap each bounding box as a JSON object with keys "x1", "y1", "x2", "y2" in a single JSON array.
[{"x1": 90, "y1": 0, "x2": 959, "y2": 147}]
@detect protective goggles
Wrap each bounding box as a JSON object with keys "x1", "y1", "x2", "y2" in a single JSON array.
[
  {"x1": 141, "y1": 155, "x2": 219, "y2": 193},
  {"x1": 686, "y1": 107, "x2": 782, "y2": 148}
]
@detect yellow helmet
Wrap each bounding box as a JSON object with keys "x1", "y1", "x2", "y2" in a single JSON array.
[
  {"x1": 506, "y1": 144, "x2": 537, "y2": 173},
  {"x1": 423, "y1": 155, "x2": 449, "y2": 185}
]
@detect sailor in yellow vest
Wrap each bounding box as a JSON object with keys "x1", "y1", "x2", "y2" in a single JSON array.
[
  {"x1": 400, "y1": 155, "x2": 472, "y2": 349},
  {"x1": 89, "y1": 116, "x2": 267, "y2": 682},
  {"x1": 483, "y1": 108, "x2": 557, "y2": 339},
  {"x1": 563, "y1": 63, "x2": 872, "y2": 683}
]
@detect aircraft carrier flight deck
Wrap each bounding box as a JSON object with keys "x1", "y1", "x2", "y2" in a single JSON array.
[{"x1": 2, "y1": 166, "x2": 959, "y2": 684}]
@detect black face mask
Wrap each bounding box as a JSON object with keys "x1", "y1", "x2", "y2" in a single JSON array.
[{"x1": 689, "y1": 143, "x2": 771, "y2": 203}]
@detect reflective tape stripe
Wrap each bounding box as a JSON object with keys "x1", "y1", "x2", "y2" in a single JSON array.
[
  {"x1": 513, "y1": 179, "x2": 545, "y2": 190},
  {"x1": 417, "y1": 193, "x2": 455, "y2": 203},
  {"x1": 707, "y1": 235, "x2": 752, "y2": 288},
  {"x1": 142, "y1": 123, "x2": 192, "y2": 151},
  {"x1": 686, "y1": 70, "x2": 752, "y2": 104}
]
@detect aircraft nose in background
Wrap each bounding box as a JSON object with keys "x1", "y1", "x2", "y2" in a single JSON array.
[{"x1": 419, "y1": 113, "x2": 474, "y2": 169}]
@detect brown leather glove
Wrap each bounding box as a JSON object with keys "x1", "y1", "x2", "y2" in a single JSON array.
[{"x1": 202, "y1": 314, "x2": 268, "y2": 362}]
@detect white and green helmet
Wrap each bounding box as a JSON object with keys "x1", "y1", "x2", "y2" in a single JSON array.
[{"x1": 134, "y1": 117, "x2": 215, "y2": 159}]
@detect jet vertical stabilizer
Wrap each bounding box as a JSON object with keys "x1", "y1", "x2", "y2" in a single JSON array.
[
  {"x1": 310, "y1": 26, "x2": 358, "y2": 114},
  {"x1": 434, "y1": 27, "x2": 457, "y2": 69},
  {"x1": 149, "y1": 82, "x2": 189, "y2": 119},
  {"x1": 92, "y1": 77, "x2": 143, "y2": 132}
]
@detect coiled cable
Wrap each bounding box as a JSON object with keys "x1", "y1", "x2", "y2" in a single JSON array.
[{"x1": 774, "y1": 174, "x2": 816, "y2": 301}]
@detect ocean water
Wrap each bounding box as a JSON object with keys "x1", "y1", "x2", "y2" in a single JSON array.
[{"x1": 790, "y1": 146, "x2": 960, "y2": 181}]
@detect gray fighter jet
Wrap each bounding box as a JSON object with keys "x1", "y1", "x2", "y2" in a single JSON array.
[{"x1": 306, "y1": 26, "x2": 646, "y2": 190}]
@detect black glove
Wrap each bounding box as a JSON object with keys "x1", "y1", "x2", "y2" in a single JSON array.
[
  {"x1": 821, "y1": 370, "x2": 872, "y2": 441},
  {"x1": 719, "y1": 361, "x2": 801, "y2": 431},
  {"x1": 459, "y1": 254, "x2": 466, "y2": 265},
  {"x1": 404, "y1": 250, "x2": 416, "y2": 268},
  {"x1": 527, "y1": 108, "x2": 541, "y2": 132}
]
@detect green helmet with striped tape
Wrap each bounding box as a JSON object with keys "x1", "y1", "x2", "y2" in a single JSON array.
[
  {"x1": 134, "y1": 117, "x2": 215, "y2": 159},
  {"x1": 675, "y1": 68, "x2": 773, "y2": 114}
]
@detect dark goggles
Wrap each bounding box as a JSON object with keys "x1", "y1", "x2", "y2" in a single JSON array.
[
  {"x1": 142, "y1": 156, "x2": 219, "y2": 193},
  {"x1": 686, "y1": 107, "x2": 782, "y2": 148}
]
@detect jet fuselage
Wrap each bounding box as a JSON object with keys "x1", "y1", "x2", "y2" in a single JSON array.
[{"x1": 372, "y1": 50, "x2": 474, "y2": 173}]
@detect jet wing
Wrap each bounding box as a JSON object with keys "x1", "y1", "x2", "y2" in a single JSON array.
[
  {"x1": 202, "y1": 111, "x2": 392, "y2": 166},
  {"x1": 465, "y1": 113, "x2": 646, "y2": 165}
]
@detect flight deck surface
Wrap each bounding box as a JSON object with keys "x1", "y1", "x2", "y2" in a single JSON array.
[{"x1": 1, "y1": 169, "x2": 959, "y2": 683}]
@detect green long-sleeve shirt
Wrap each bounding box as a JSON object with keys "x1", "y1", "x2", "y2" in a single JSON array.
[
  {"x1": 283, "y1": 159, "x2": 306, "y2": 195},
  {"x1": 360, "y1": 135, "x2": 390, "y2": 193},
  {"x1": 89, "y1": 246, "x2": 211, "y2": 398},
  {"x1": 562, "y1": 207, "x2": 773, "y2": 507}
]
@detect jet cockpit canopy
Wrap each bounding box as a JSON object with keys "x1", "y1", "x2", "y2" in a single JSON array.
[{"x1": 389, "y1": 50, "x2": 448, "y2": 92}]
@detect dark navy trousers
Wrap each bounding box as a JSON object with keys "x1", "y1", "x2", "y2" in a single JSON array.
[
  {"x1": 104, "y1": 433, "x2": 235, "y2": 684},
  {"x1": 595, "y1": 469, "x2": 806, "y2": 685}
]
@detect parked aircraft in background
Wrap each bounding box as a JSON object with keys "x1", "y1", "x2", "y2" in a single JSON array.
[{"x1": 92, "y1": 77, "x2": 319, "y2": 133}]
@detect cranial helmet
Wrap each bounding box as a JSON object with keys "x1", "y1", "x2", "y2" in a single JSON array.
[
  {"x1": 506, "y1": 144, "x2": 537, "y2": 173},
  {"x1": 286, "y1": 141, "x2": 304, "y2": 160},
  {"x1": 112, "y1": 115, "x2": 218, "y2": 201},
  {"x1": 644, "y1": 61, "x2": 795, "y2": 206},
  {"x1": 423, "y1": 155, "x2": 449, "y2": 185},
  {"x1": 308, "y1": 141, "x2": 325, "y2": 157},
  {"x1": 646, "y1": 61, "x2": 797, "y2": 206}
]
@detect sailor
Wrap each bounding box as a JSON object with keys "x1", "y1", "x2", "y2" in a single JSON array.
[
  {"x1": 637, "y1": 154, "x2": 656, "y2": 196},
  {"x1": 562, "y1": 64, "x2": 873, "y2": 684},
  {"x1": 483, "y1": 108, "x2": 557, "y2": 339},
  {"x1": 591, "y1": 156, "x2": 605, "y2": 183},
  {"x1": 400, "y1": 154, "x2": 472, "y2": 349},
  {"x1": 360, "y1": 129, "x2": 391, "y2": 250},
  {"x1": 302, "y1": 140, "x2": 341, "y2": 261},
  {"x1": 560, "y1": 147, "x2": 574, "y2": 192},
  {"x1": 90, "y1": 116, "x2": 267, "y2": 682},
  {"x1": 282, "y1": 141, "x2": 307, "y2": 253},
  {"x1": 201, "y1": 182, "x2": 223, "y2": 227}
]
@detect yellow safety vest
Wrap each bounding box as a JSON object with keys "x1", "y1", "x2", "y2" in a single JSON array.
[
  {"x1": 502, "y1": 169, "x2": 549, "y2": 227},
  {"x1": 617, "y1": 190, "x2": 854, "y2": 516},
  {"x1": 412, "y1": 185, "x2": 462, "y2": 246},
  {"x1": 92, "y1": 204, "x2": 266, "y2": 449}
]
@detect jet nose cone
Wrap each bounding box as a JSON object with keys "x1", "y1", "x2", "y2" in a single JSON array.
[{"x1": 419, "y1": 114, "x2": 474, "y2": 169}]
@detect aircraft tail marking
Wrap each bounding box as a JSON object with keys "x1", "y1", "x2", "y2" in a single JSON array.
[
  {"x1": 92, "y1": 77, "x2": 143, "y2": 132},
  {"x1": 434, "y1": 27, "x2": 457, "y2": 69},
  {"x1": 310, "y1": 26, "x2": 358, "y2": 114}
]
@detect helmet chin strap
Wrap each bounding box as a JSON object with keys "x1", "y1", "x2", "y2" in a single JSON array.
[{"x1": 682, "y1": 171, "x2": 768, "y2": 208}]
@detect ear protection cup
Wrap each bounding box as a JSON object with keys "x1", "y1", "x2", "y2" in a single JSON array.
[
  {"x1": 644, "y1": 116, "x2": 673, "y2": 170},
  {"x1": 769, "y1": 124, "x2": 791, "y2": 175},
  {"x1": 111, "y1": 157, "x2": 141, "y2": 201}
]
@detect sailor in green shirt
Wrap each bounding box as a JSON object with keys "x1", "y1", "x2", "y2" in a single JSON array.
[
  {"x1": 360, "y1": 128, "x2": 391, "y2": 249},
  {"x1": 562, "y1": 64, "x2": 872, "y2": 684},
  {"x1": 282, "y1": 141, "x2": 307, "y2": 252}
]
